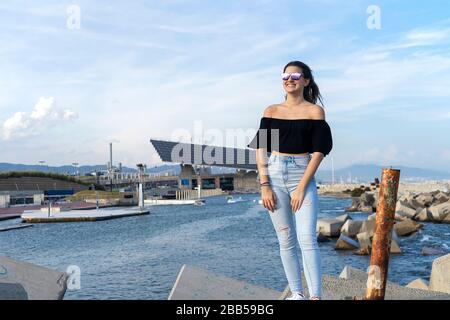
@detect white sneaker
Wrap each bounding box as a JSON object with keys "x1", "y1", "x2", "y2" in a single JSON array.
[{"x1": 285, "y1": 291, "x2": 307, "y2": 300}]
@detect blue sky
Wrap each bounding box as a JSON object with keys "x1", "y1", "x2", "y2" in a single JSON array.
[{"x1": 0, "y1": 0, "x2": 449, "y2": 172}]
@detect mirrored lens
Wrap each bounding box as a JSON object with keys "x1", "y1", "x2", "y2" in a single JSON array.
[
  {"x1": 281, "y1": 72, "x2": 302, "y2": 80},
  {"x1": 290, "y1": 73, "x2": 302, "y2": 80}
]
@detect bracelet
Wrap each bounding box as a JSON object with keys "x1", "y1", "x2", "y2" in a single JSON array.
[{"x1": 260, "y1": 181, "x2": 271, "y2": 187}]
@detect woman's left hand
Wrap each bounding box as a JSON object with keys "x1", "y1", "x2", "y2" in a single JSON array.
[{"x1": 291, "y1": 187, "x2": 305, "y2": 213}]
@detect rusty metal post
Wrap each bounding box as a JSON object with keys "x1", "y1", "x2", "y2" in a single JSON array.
[{"x1": 366, "y1": 167, "x2": 400, "y2": 300}]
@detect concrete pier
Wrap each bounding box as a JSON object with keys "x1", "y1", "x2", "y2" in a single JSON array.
[
  {"x1": 21, "y1": 207, "x2": 150, "y2": 223},
  {"x1": 168, "y1": 265, "x2": 450, "y2": 300},
  {"x1": 0, "y1": 256, "x2": 67, "y2": 300}
]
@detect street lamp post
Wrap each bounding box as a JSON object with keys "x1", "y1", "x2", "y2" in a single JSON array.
[
  {"x1": 38, "y1": 160, "x2": 46, "y2": 173},
  {"x1": 72, "y1": 162, "x2": 79, "y2": 177}
]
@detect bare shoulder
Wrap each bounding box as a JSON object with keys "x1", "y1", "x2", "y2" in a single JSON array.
[
  {"x1": 310, "y1": 104, "x2": 325, "y2": 120},
  {"x1": 263, "y1": 104, "x2": 279, "y2": 117}
]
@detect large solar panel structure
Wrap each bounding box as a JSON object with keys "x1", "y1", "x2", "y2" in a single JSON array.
[{"x1": 150, "y1": 139, "x2": 258, "y2": 171}]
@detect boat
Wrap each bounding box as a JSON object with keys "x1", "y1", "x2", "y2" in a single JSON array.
[
  {"x1": 194, "y1": 199, "x2": 206, "y2": 206},
  {"x1": 226, "y1": 196, "x2": 246, "y2": 204}
]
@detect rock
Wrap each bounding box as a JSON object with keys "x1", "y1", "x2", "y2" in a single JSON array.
[
  {"x1": 360, "y1": 220, "x2": 376, "y2": 238},
  {"x1": 406, "y1": 278, "x2": 429, "y2": 291},
  {"x1": 407, "y1": 198, "x2": 426, "y2": 211},
  {"x1": 335, "y1": 213, "x2": 351, "y2": 223},
  {"x1": 345, "y1": 198, "x2": 361, "y2": 212},
  {"x1": 428, "y1": 201, "x2": 450, "y2": 222},
  {"x1": 372, "y1": 192, "x2": 379, "y2": 210},
  {"x1": 390, "y1": 240, "x2": 402, "y2": 254},
  {"x1": 398, "y1": 192, "x2": 415, "y2": 202},
  {"x1": 414, "y1": 208, "x2": 432, "y2": 222},
  {"x1": 361, "y1": 192, "x2": 376, "y2": 207},
  {"x1": 395, "y1": 212, "x2": 408, "y2": 221},
  {"x1": 414, "y1": 193, "x2": 434, "y2": 207},
  {"x1": 316, "y1": 219, "x2": 345, "y2": 237},
  {"x1": 443, "y1": 213, "x2": 450, "y2": 224},
  {"x1": 394, "y1": 219, "x2": 423, "y2": 236},
  {"x1": 355, "y1": 232, "x2": 372, "y2": 255},
  {"x1": 433, "y1": 191, "x2": 449, "y2": 205},
  {"x1": 429, "y1": 253, "x2": 450, "y2": 294},
  {"x1": 340, "y1": 220, "x2": 363, "y2": 237},
  {"x1": 421, "y1": 247, "x2": 446, "y2": 256},
  {"x1": 335, "y1": 234, "x2": 359, "y2": 250},
  {"x1": 317, "y1": 233, "x2": 331, "y2": 242},
  {"x1": 395, "y1": 201, "x2": 418, "y2": 219},
  {"x1": 359, "y1": 205, "x2": 374, "y2": 213}
]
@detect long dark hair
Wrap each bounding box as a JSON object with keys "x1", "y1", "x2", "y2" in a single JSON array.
[{"x1": 283, "y1": 60, "x2": 324, "y2": 106}]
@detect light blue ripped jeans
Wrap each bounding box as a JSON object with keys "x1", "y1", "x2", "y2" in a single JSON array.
[{"x1": 267, "y1": 153, "x2": 322, "y2": 298}]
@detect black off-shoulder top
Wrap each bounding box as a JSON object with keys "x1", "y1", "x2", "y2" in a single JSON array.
[{"x1": 247, "y1": 117, "x2": 333, "y2": 157}]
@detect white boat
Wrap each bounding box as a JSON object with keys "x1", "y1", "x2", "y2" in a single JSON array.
[
  {"x1": 194, "y1": 199, "x2": 205, "y2": 206},
  {"x1": 226, "y1": 196, "x2": 246, "y2": 204}
]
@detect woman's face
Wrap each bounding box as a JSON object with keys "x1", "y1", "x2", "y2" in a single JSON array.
[{"x1": 282, "y1": 65, "x2": 310, "y2": 94}]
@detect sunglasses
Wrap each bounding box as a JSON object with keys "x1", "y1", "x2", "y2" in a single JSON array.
[{"x1": 281, "y1": 72, "x2": 302, "y2": 81}]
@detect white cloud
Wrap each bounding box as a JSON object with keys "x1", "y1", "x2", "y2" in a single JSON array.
[{"x1": 2, "y1": 97, "x2": 78, "y2": 140}]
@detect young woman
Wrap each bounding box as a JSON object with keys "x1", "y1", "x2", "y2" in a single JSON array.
[{"x1": 247, "y1": 61, "x2": 333, "y2": 300}]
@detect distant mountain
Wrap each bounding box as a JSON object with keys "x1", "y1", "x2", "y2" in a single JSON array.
[
  {"x1": 316, "y1": 163, "x2": 450, "y2": 184},
  {"x1": 0, "y1": 162, "x2": 233, "y2": 176},
  {"x1": 1, "y1": 162, "x2": 448, "y2": 183},
  {"x1": 0, "y1": 163, "x2": 136, "y2": 175}
]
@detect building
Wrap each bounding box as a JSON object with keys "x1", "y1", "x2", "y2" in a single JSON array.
[
  {"x1": 150, "y1": 139, "x2": 259, "y2": 194},
  {"x1": 0, "y1": 175, "x2": 89, "y2": 208}
]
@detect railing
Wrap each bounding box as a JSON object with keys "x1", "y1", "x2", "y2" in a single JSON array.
[{"x1": 175, "y1": 188, "x2": 223, "y2": 200}]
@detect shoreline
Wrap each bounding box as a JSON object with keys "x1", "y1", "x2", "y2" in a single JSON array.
[{"x1": 317, "y1": 180, "x2": 450, "y2": 198}]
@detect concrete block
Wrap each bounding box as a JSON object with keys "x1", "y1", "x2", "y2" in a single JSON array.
[
  {"x1": 339, "y1": 266, "x2": 368, "y2": 282},
  {"x1": 335, "y1": 234, "x2": 359, "y2": 250},
  {"x1": 394, "y1": 219, "x2": 423, "y2": 236},
  {"x1": 317, "y1": 233, "x2": 331, "y2": 242},
  {"x1": 360, "y1": 220, "x2": 376, "y2": 238},
  {"x1": 355, "y1": 232, "x2": 372, "y2": 255},
  {"x1": 443, "y1": 213, "x2": 450, "y2": 224},
  {"x1": 406, "y1": 279, "x2": 429, "y2": 291},
  {"x1": 395, "y1": 201, "x2": 417, "y2": 219},
  {"x1": 340, "y1": 220, "x2": 363, "y2": 237},
  {"x1": 414, "y1": 208, "x2": 432, "y2": 222},
  {"x1": 335, "y1": 213, "x2": 351, "y2": 223},
  {"x1": 0, "y1": 256, "x2": 67, "y2": 300},
  {"x1": 168, "y1": 264, "x2": 281, "y2": 300},
  {"x1": 428, "y1": 201, "x2": 450, "y2": 222},
  {"x1": 391, "y1": 229, "x2": 400, "y2": 244},
  {"x1": 390, "y1": 240, "x2": 402, "y2": 254},
  {"x1": 415, "y1": 193, "x2": 434, "y2": 207},
  {"x1": 429, "y1": 253, "x2": 450, "y2": 294},
  {"x1": 316, "y1": 219, "x2": 344, "y2": 237},
  {"x1": 434, "y1": 192, "x2": 449, "y2": 204},
  {"x1": 407, "y1": 198, "x2": 426, "y2": 211}
]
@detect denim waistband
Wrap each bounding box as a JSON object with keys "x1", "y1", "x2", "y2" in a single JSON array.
[{"x1": 269, "y1": 153, "x2": 311, "y2": 163}]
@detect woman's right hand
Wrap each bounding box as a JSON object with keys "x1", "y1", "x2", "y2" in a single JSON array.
[{"x1": 261, "y1": 186, "x2": 277, "y2": 212}]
